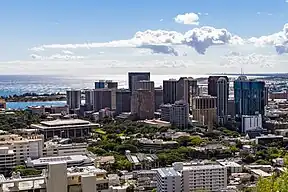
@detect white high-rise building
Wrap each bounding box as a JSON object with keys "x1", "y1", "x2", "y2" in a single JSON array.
[
  {"x1": 66, "y1": 89, "x2": 81, "y2": 110},
  {"x1": 0, "y1": 134, "x2": 44, "y2": 165},
  {"x1": 217, "y1": 77, "x2": 229, "y2": 125},
  {"x1": 155, "y1": 163, "x2": 227, "y2": 192},
  {"x1": 155, "y1": 168, "x2": 182, "y2": 192}
]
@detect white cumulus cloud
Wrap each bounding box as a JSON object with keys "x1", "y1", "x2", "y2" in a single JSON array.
[
  {"x1": 248, "y1": 23, "x2": 288, "y2": 54},
  {"x1": 30, "y1": 27, "x2": 243, "y2": 55},
  {"x1": 174, "y1": 12, "x2": 199, "y2": 25}
]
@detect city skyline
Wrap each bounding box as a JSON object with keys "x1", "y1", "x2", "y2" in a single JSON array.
[{"x1": 1, "y1": 0, "x2": 288, "y2": 75}]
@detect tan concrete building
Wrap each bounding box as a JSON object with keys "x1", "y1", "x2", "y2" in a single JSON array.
[
  {"x1": 131, "y1": 89, "x2": 154, "y2": 120},
  {"x1": 192, "y1": 96, "x2": 217, "y2": 131}
]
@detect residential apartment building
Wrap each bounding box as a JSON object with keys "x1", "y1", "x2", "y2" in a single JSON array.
[
  {"x1": 66, "y1": 89, "x2": 81, "y2": 110},
  {"x1": 0, "y1": 162, "x2": 115, "y2": 192},
  {"x1": 155, "y1": 163, "x2": 227, "y2": 192},
  {"x1": 0, "y1": 147, "x2": 15, "y2": 175},
  {"x1": 0, "y1": 134, "x2": 44, "y2": 165},
  {"x1": 155, "y1": 168, "x2": 182, "y2": 192}
]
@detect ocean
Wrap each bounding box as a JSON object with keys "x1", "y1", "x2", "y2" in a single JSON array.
[
  {"x1": 6, "y1": 101, "x2": 66, "y2": 110},
  {"x1": 0, "y1": 74, "x2": 211, "y2": 96}
]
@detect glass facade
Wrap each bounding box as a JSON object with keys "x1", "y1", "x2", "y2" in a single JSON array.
[{"x1": 234, "y1": 80, "x2": 265, "y2": 117}]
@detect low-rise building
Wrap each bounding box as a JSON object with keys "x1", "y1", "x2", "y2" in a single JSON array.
[
  {"x1": 43, "y1": 140, "x2": 87, "y2": 157},
  {"x1": 255, "y1": 134, "x2": 284, "y2": 146},
  {"x1": 217, "y1": 161, "x2": 243, "y2": 174},
  {"x1": 25, "y1": 155, "x2": 93, "y2": 169},
  {"x1": 31, "y1": 119, "x2": 97, "y2": 139},
  {"x1": 137, "y1": 138, "x2": 178, "y2": 152},
  {"x1": 125, "y1": 150, "x2": 159, "y2": 170}
]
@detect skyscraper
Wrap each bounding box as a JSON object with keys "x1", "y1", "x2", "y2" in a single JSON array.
[
  {"x1": 131, "y1": 89, "x2": 154, "y2": 120},
  {"x1": 66, "y1": 90, "x2": 81, "y2": 110},
  {"x1": 128, "y1": 72, "x2": 150, "y2": 92},
  {"x1": 92, "y1": 89, "x2": 113, "y2": 112},
  {"x1": 84, "y1": 89, "x2": 93, "y2": 111},
  {"x1": 95, "y1": 80, "x2": 105, "y2": 89},
  {"x1": 208, "y1": 76, "x2": 229, "y2": 97},
  {"x1": 163, "y1": 79, "x2": 178, "y2": 104},
  {"x1": 116, "y1": 89, "x2": 131, "y2": 115},
  {"x1": 154, "y1": 87, "x2": 163, "y2": 111},
  {"x1": 192, "y1": 95, "x2": 217, "y2": 132},
  {"x1": 217, "y1": 77, "x2": 229, "y2": 125},
  {"x1": 234, "y1": 76, "x2": 265, "y2": 117}
]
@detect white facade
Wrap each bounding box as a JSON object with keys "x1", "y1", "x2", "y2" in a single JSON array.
[
  {"x1": 155, "y1": 163, "x2": 227, "y2": 192},
  {"x1": 181, "y1": 164, "x2": 227, "y2": 192},
  {"x1": 155, "y1": 168, "x2": 182, "y2": 192},
  {"x1": 241, "y1": 114, "x2": 262, "y2": 133},
  {"x1": 0, "y1": 135, "x2": 44, "y2": 165},
  {"x1": 0, "y1": 147, "x2": 15, "y2": 174},
  {"x1": 43, "y1": 142, "x2": 87, "y2": 157}
]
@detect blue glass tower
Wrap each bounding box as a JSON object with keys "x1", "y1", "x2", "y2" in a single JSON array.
[
  {"x1": 95, "y1": 81, "x2": 105, "y2": 89},
  {"x1": 234, "y1": 76, "x2": 265, "y2": 117}
]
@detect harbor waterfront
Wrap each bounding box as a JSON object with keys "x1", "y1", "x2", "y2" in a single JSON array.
[{"x1": 6, "y1": 101, "x2": 66, "y2": 110}]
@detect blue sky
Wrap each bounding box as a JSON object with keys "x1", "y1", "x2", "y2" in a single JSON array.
[
  {"x1": 1, "y1": 0, "x2": 288, "y2": 75},
  {"x1": 1, "y1": 0, "x2": 288, "y2": 43}
]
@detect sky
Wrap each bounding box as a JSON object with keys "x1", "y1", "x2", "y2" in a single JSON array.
[{"x1": 1, "y1": 0, "x2": 288, "y2": 76}]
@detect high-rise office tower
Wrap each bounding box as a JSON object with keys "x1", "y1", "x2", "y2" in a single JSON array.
[
  {"x1": 208, "y1": 76, "x2": 229, "y2": 97},
  {"x1": 95, "y1": 80, "x2": 106, "y2": 89},
  {"x1": 170, "y1": 100, "x2": 189, "y2": 129},
  {"x1": 264, "y1": 86, "x2": 269, "y2": 106},
  {"x1": 128, "y1": 72, "x2": 150, "y2": 92},
  {"x1": 192, "y1": 95, "x2": 217, "y2": 132},
  {"x1": 163, "y1": 79, "x2": 178, "y2": 104},
  {"x1": 131, "y1": 89, "x2": 154, "y2": 120},
  {"x1": 136, "y1": 80, "x2": 155, "y2": 112},
  {"x1": 116, "y1": 89, "x2": 131, "y2": 115},
  {"x1": 177, "y1": 77, "x2": 198, "y2": 111},
  {"x1": 92, "y1": 89, "x2": 113, "y2": 112},
  {"x1": 217, "y1": 77, "x2": 229, "y2": 125},
  {"x1": 106, "y1": 81, "x2": 117, "y2": 110},
  {"x1": 106, "y1": 81, "x2": 118, "y2": 89},
  {"x1": 66, "y1": 90, "x2": 81, "y2": 110},
  {"x1": 84, "y1": 89, "x2": 93, "y2": 111},
  {"x1": 234, "y1": 76, "x2": 265, "y2": 117},
  {"x1": 154, "y1": 87, "x2": 163, "y2": 111}
]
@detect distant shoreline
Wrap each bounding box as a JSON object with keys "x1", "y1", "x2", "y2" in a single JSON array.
[{"x1": 1, "y1": 93, "x2": 66, "y2": 102}]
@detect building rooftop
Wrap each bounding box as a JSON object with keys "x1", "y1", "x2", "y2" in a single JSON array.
[
  {"x1": 156, "y1": 168, "x2": 181, "y2": 177},
  {"x1": 0, "y1": 134, "x2": 43, "y2": 145},
  {"x1": 40, "y1": 119, "x2": 90, "y2": 126},
  {"x1": 26, "y1": 155, "x2": 91, "y2": 167},
  {"x1": 183, "y1": 164, "x2": 224, "y2": 171},
  {"x1": 218, "y1": 161, "x2": 242, "y2": 168}
]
